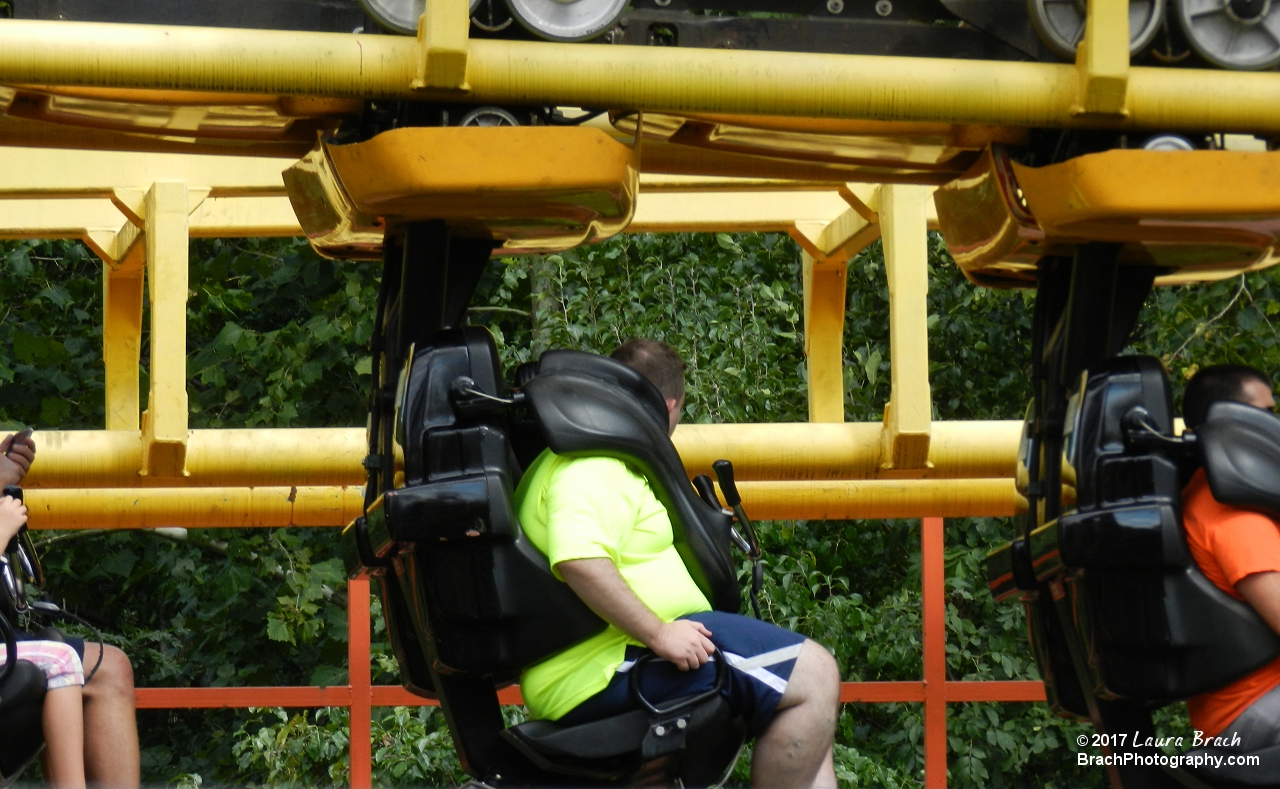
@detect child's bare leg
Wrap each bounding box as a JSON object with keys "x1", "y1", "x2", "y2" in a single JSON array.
[{"x1": 43, "y1": 686, "x2": 86, "y2": 789}]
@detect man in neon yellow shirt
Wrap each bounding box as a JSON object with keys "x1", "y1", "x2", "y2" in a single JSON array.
[{"x1": 515, "y1": 339, "x2": 840, "y2": 789}]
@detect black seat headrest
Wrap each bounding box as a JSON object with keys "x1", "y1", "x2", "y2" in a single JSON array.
[
  {"x1": 534, "y1": 350, "x2": 670, "y2": 430},
  {"x1": 1199, "y1": 400, "x2": 1280, "y2": 518}
]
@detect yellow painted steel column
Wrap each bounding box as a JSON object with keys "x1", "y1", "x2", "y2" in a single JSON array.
[
  {"x1": 140, "y1": 181, "x2": 190, "y2": 477},
  {"x1": 879, "y1": 184, "x2": 932, "y2": 469},
  {"x1": 103, "y1": 254, "x2": 145, "y2": 431},
  {"x1": 802, "y1": 252, "x2": 849, "y2": 423}
]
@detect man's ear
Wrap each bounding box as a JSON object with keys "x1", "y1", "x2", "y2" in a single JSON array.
[{"x1": 665, "y1": 397, "x2": 680, "y2": 415}]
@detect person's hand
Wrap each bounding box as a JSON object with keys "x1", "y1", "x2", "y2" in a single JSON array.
[
  {"x1": 0, "y1": 432, "x2": 35, "y2": 488},
  {"x1": 649, "y1": 619, "x2": 715, "y2": 671},
  {"x1": 0, "y1": 495, "x2": 27, "y2": 545}
]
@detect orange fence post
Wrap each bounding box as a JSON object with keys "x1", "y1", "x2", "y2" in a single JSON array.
[
  {"x1": 922, "y1": 517, "x2": 947, "y2": 788},
  {"x1": 348, "y1": 575, "x2": 372, "y2": 789}
]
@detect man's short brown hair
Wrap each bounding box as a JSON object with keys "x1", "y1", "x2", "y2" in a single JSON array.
[{"x1": 611, "y1": 338, "x2": 686, "y2": 402}]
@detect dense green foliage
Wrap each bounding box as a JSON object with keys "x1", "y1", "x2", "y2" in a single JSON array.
[{"x1": 3, "y1": 229, "x2": 1275, "y2": 786}]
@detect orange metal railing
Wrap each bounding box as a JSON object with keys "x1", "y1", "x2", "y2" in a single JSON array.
[{"x1": 132, "y1": 518, "x2": 1045, "y2": 789}]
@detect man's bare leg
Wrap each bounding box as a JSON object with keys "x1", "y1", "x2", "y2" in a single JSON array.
[
  {"x1": 751, "y1": 639, "x2": 840, "y2": 789},
  {"x1": 79, "y1": 644, "x2": 139, "y2": 789}
]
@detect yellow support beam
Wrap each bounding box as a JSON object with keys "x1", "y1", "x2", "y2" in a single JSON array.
[
  {"x1": 24, "y1": 485, "x2": 365, "y2": 530},
  {"x1": 678, "y1": 420, "x2": 1020, "y2": 481},
  {"x1": 139, "y1": 181, "x2": 191, "y2": 477},
  {"x1": 879, "y1": 183, "x2": 933, "y2": 469},
  {"x1": 103, "y1": 259, "x2": 145, "y2": 431},
  {"x1": 727, "y1": 478, "x2": 1019, "y2": 520},
  {"x1": 24, "y1": 429, "x2": 367, "y2": 488},
  {"x1": 0, "y1": 146, "x2": 294, "y2": 198},
  {"x1": 629, "y1": 190, "x2": 854, "y2": 234},
  {"x1": 21, "y1": 478, "x2": 1016, "y2": 530},
  {"x1": 1074, "y1": 0, "x2": 1130, "y2": 117},
  {"x1": 21, "y1": 421, "x2": 1022, "y2": 488},
  {"x1": 1, "y1": 20, "x2": 1278, "y2": 132},
  {"x1": 801, "y1": 252, "x2": 850, "y2": 423},
  {"x1": 791, "y1": 187, "x2": 884, "y2": 423}
]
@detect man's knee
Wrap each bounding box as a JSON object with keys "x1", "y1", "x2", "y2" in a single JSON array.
[
  {"x1": 800, "y1": 640, "x2": 841, "y2": 703},
  {"x1": 779, "y1": 640, "x2": 840, "y2": 711}
]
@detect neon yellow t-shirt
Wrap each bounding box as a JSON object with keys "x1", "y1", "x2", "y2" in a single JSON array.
[{"x1": 515, "y1": 450, "x2": 711, "y2": 721}]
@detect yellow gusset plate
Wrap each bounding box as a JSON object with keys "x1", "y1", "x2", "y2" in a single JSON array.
[
  {"x1": 294, "y1": 125, "x2": 640, "y2": 257},
  {"x1": 937, "y1": 147, "x2": 1280, "y2": 288}
]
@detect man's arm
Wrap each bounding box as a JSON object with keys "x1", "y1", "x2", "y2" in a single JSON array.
[
  {"x1": 1237, "y1": 571, "x2": 1280, "y2": 635},
  {"x1": 0, "y1": 432, "x2": 35, "y2": 488},
  {"x1": 557, "y1": 558, "x2": 715, "y2": 671}
]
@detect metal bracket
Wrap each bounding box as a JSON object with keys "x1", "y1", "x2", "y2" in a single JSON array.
[{"x1": 413, "y1": 0, "x2": 471, "y2": 92}]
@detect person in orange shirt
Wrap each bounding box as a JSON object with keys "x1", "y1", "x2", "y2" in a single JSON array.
[{"x1": 1182, "y1": 364, "x2": 1280, "y2": 749}]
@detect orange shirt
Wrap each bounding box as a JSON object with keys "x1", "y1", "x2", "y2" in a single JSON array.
[{"x1": 1182, "y1": 468, "x2": 1280, "y2": 736}]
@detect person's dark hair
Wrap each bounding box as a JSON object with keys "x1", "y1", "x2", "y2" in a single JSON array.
[
  {"x1": 1183, "y1": 364, "x2": 1273, "y2": 429},
  {"x1": 611, "y1": 338, "x2": 686, "y2": 402}
]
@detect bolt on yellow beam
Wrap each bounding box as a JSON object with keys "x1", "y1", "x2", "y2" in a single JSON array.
[
  {"x1": 139, "y1": 181, "x2": 191, "y2": 477},
  {"x1": 2, "y1": 20, "x2": 1280, "y2": 132},
  {"x1": 1074, "y1": 0, "x2": 1130, "y2": 116},
  {"x1": 879, "y1": 184, "x2": 933, "y2": 470}
]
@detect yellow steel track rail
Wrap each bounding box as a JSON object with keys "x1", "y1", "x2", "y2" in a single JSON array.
[{"x1": 2, "y1": 19, "x2": 1280, "y2": 133}]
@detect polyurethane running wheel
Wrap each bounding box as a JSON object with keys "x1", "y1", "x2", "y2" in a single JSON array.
[
  {"x1": 504, "y1": 0, "x2": 628, "y2": 42},
  {"x1": 1175, "y1": 0, "x2": 1280, "y2": 70},
  {"x1": 1027, "y1": 0, "x2": 1166, "y2": 60},
  {"x1": 360, "y1": 0, "x2": 483, "y2": 35}
]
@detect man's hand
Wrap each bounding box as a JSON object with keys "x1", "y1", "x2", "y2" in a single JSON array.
[
  {"x1": 558, "y1": 557, "x2": 715, "y2": 672},
  {"x1": 650, "y1": 619, "x2": 715, "y2": 671},
  {"x1": 0, "y1": 432, "x2": 35, "y2": 488}
]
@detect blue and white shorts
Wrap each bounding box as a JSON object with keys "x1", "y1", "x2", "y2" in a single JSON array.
[{"x1": 558, "y1": 611, "x2": 807, "y2": 736}]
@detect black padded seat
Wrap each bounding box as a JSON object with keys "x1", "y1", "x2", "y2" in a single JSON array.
[
  {"x1": 343, "y1": 330, "x2": 750, "y2": 786},
  {"x1": 503, "y1": 695, "x2": 745, "y2": 785},
  {"x1": 1200, "y1": 400, "x2": 1280, "y2": 517},
  {"x1": 1051, "y1": 356, "x2": 1280, "y2": 702}
]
